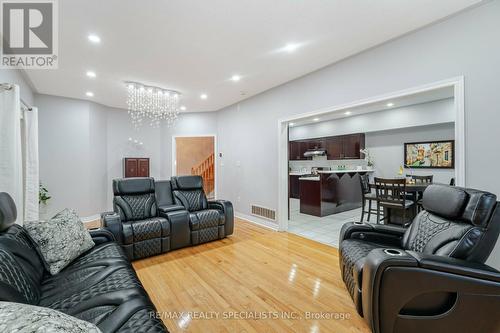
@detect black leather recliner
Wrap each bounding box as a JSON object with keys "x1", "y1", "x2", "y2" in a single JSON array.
[
  {"x1": 103, "y1": 178, "x2": 171, "y2": 260},
  {"x1": 0, "y1": 192, "x2": 168, "y2": 333},
  {"x1": 339, "y1": 184, "x2": 500, "y2": 333},
  {"x1": 170, "y1": 175, "x2": 234, "y2": 245},
  {"x1": 103, "y1": 176, "x2": 234, "y2": 260}
]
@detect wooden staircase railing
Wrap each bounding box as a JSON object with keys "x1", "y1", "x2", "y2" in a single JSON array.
[{"x1": 191, "y1": 153, "x2": 215, "y2": 196}]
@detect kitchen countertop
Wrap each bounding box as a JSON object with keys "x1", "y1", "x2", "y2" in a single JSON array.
[
  {"x1": 298, "y1": 176, "x2": 320, "y2": 181},
  {"x1": 289, "y1": 172, "x2": 311, "y2": 176},
  {"x1": 290, "y1": 169, "x2": 373, "y2": 176},
  {"x1": 317, "y1": 169, "x2": 374, "y2": 173}
]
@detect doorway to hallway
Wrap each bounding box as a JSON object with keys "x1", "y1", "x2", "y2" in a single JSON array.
[{"x1": 173, "y1": 136, "x2": 216, "y2": 199}]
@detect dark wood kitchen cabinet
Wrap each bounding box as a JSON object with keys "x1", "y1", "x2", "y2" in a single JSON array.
[
  {"x1": 289, "y1": 138, "x2": 326, "y2": 160},
  {"x1": 289, "y1": 141, "x2": 305, "y2": 160},
  {"x1": 289, "y1": 175, "x2": 301, "y2": 199},
  {"x1": 307, "y1": 138, "x2": 326, "y2": 150},
  {"x1": 342, "y1": 133, "x2": 365, "y2": 159},
  {"x1": 290, "y1": 133, "x2": 364, "y2": 160},
  {"x1": 124, "y1": 158, "x2": 150, "y2": 178},
  {"x1": 325, "y1": 136, "x2": 343, "y2": 160}
]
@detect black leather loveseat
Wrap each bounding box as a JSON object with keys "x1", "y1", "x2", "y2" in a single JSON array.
[
  {"x1": 339, "y1": 184, "x2": 500, "y2": 333},
  {"x1": 0, "y1": 192, "x2": 168, "y2": 332},
  {"x1": 103, "y1": 176, "x2": 234, "y2": 260}
]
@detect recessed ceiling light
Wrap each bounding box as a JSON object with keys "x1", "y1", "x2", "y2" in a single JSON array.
[
  {"x1": 200, "y1": 93, "x2": 208, "y2": 100},
  {"x1": 386, "y1": 102, "x2": 394, "y2": 107},
  {"x1": 86, "y1": 71, "x2": 96, "y2": 78},
  {"x1": 85, "y1": 91, "x2": 94, "y2": 97},
  {"x1": 88, "y1": 34, "x2": 101, "y2": 43},
  {"x1": 289, "y1": 122, "x2": 295, "y2": 126},
  {"x1": 231, "y1": 75, "x2": 241, "y2": 82},
  {"x1": 344, "y1": 111, "x2": 352, "y2": 115},
  {"x1": 180, "y1": 106, "x2": 187, "y2": 111},
  {"x1": 283, "y1": 43, "x2": 300, "y2": 53},
  {"x1": 313, "y1": 118, "x2": 320, "y2": 122}
]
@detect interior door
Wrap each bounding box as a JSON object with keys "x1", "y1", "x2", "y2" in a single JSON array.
[
  {"x1": 175, "y1": 136, "x2": 215, "y2": 199},
  {"x1": 138, "y1": 158, "x2": 150, "y2": 177},
  {"x1": 124, "y1": 158, "x2": 138, "y2": 177}
]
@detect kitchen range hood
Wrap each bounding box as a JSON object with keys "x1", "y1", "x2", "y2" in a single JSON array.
[{"x1": 303, "y1": 148, "x2": 327, "y2": 157}]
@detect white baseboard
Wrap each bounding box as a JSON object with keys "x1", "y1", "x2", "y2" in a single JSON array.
[{"x1": 235, "y1": 212, "x2": 279, "y2": 231}]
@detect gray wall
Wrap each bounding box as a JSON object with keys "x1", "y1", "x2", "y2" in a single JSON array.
[
  {"x1": 37, "y1": 94, "x2": 95, "y2": 217},
  {"x1": 36, "y1": 94, "x2": 218, "y2": 217},
  {"x1": 105, "y1": 108, "x2": 218, "y2": 209},
  {"x1": 366, "y1": 123, "x2": 455, "y2": 183},
  {"x1": 89, "y1": 103, "x2": 109, "y2": 214},
  {"x1": 216, "y1": 1, "x2": 500, "y2": 267},
  {"x1": 0, "y1": 69, "x2": 35, "y2": 106},
  {"x1": 105, "y1": 107, "x2": 163, "y2": 211}
]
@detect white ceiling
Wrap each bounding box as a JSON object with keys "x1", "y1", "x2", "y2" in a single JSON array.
[{"x1": 25, "y1": 0, "x2": 482, "y2": 112}]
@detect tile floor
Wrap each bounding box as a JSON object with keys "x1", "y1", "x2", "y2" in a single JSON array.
[{"x1": 288, "y1": 198, "x2": 381, "y2": 248}]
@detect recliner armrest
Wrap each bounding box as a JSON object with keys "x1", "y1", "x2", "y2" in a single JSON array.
[
  {"x1": 361, "y1": 248, "x2": 422, "y2": 333},
  {"x1": 88, "y1": 228, "x2": 116, "y2": 245},
  {"x1": 209, "y1": 200, "x2": 234, "y2": 236},
  {"x1": 340, "y1": 222, "x2": 406, "y2": 247},
  {"x1": 361, "y1": 249, "x2": 500, "y2": 333},
  {"x1": 162, "y1": 209, "x2": 191, "y2": 250},
  {"x1": 102, "y1": 212, "x2": 123, "y2": 244},
  {"x1": 408, "y1": 251, "x2": 500, "y2": 283},
  {"x1": 158, "y1": 204, "x2": 185, "y2": 215}
]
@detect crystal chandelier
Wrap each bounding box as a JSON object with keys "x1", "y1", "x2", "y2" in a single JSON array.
[{"x1": 126, "y1": 82, "x2": 181, "y2": 128}]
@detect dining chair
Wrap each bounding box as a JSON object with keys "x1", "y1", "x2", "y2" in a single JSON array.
[
  {"x1": 359, "y1": 174, "x2": 378, "y2": 222},
  {"x1": 406, "y1": 174, "x2": 434, "y2": 183},
  {"x1": 407, "y1": 174, "x2": 433, "y2": 212},
  {"x1": 374, "y1": 177, "x2": 415, "y2": 226}
]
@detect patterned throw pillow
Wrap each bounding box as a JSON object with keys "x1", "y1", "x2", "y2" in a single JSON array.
[
  {"x1": 25, "y1": 209, "x2": 95, "y2": 275},
  {"x1": 0, "y1": 301, "x2": 102, "y2": 333}
]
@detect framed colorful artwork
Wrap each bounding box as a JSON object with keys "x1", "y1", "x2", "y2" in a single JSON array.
[{"x1": 404, "y1": 140, "x2": 454, "y2": 169}]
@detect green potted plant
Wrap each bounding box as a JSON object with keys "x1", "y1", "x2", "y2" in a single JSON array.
[{"x1": 39, "y1": 183, "x2": 51, "y2": 219}]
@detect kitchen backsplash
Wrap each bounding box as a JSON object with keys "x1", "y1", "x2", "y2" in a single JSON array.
[{"x1": 289, "y1": 156, "x2": 368, "y2": 172}]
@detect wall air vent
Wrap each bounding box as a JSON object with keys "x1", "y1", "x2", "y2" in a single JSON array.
[{"x1": 251, "y1": 205, "x2": 276, "y2": 221}]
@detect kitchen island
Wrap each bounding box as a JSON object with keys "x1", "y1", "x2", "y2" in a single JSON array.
[{"x1": 299, "y1": 170, "x2": 373, "y2": 217}]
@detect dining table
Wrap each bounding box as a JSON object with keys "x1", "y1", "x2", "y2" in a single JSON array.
[{"x1": 369, "y1": 181, "x2": 433, "y2": 225}]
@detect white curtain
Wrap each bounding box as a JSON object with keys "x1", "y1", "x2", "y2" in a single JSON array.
[
  {"x1": 22, "y1": 107, "x2": 39, "y2": 221},
  {"x1": 0, "y1": 84, "x2": 23, "y2": 224}
]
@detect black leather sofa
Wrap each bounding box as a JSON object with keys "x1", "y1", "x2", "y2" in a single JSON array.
[
  {"x1": 0, "y1": 192, "x2": 168, "y2": 333},
  {"x1": 339, "y1": 184, "x2": 500, "y2": 333},
  {"x1": 103, "y1": 176, "x2": 234, "y2": 260}
]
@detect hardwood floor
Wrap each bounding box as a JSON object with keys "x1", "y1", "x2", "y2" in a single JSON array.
[{"x1": 133, "y1": 219, "x2": 371, "y2": 333}]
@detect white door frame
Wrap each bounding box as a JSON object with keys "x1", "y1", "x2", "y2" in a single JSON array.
[
  {"x1": 172, "y1": 134, "x2": 218, "y2": 199},
  {"x1": 277, "y1": 76, "x2": 465, "y2": 232}
]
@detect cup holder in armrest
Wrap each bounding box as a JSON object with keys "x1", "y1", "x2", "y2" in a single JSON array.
[
  {"x1": 354, "y1": 221, "x2": 364, "y2": 225},
  {"x1": 384, "y1": 248, "x2": 404, "y2": 256}
]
